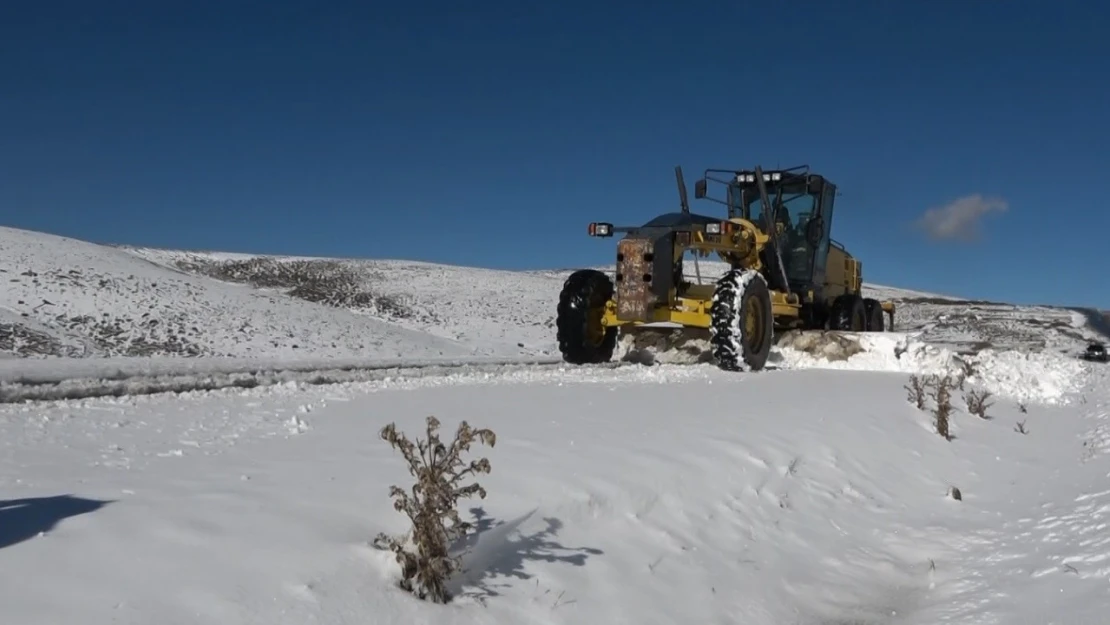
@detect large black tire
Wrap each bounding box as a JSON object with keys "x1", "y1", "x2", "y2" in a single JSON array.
[
  {"x1": 863, "y1": 297, "x2": 884, "y2": 332},
  {"x1": 829, "y1": 294, "x2": 866, "y2": 331},
  {"x1": 556, "y1": 269, "x2": 618, "y2": 364},
  {"x1": 709, "y1": 269, "x2": 773, "y2": 372}
]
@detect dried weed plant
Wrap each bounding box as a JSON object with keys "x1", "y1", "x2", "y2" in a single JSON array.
[
  {"x1": 964, "y1": 388, "x2": 994, "y2": 419},
  {"x1": 373, "y1": 416, "x2": 497, "y2": 603},
  {"x1": 931, "y1": 374, "x2": 954, "y2": 441},
  {"x1": 905, "y1": 374, "x2": 929, "y2": 410}
]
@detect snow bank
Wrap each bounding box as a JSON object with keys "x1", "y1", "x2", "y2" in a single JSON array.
[
  {"x1": 0, "y1": 355, "x2": 565, "y2": 403},
  {"x1": 967, "y1": 348, "x2": 1089, "y2": 404},
  {"x1": 774, "y1": 332, "x2": 1088, "y2": 404}
]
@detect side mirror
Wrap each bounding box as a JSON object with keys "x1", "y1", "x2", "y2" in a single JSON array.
[
  {"x1": 693, "y1": 179, "x2": 707, "y2": 199},
  {"x1": 804, "y1": 217, "x2": 825, "y2": 247}
]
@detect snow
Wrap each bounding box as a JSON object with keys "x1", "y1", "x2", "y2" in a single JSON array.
[
  {"x1": 0, "y1": 226, "x2": 541, "y2": 360},
  {"x1": 774, "y1": 332, "x2": 1089, "y2": 404},
  {"x1": 3, "y1": 224, "x2": 1110, "y2": 624},
  {"x1": 2, "y1": 360, "x2": 1109, "y2": 624}
]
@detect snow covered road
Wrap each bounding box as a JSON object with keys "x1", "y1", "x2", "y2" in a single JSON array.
[
  {"x1": 1, "y1": 331, "x2": 1090, "y2": 405},
  {"x1": 1, "y1": 358, "x2": 1108, "y2": 624}
]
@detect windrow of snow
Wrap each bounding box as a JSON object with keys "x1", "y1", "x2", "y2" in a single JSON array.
[
  {"x1": 773, "y1": 332, "x2": 1089, "y2": 404},
  {"x1": 2, "y1": 337, "x2": 1085, "y2": 405},
  {"x1": 0, "y1": 354, "x2": 571, "y2": 403}
]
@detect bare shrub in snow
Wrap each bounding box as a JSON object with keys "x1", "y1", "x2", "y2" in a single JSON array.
[
  {"x1": 373, "y1": 416, "x2": 497, "y2": 603},
  {"x1": 931, "y1": 374, "x2": 954, "y2": 441},
  {"x1": 964, "y1": 388, "x2": 994, "y2": 419},
  {"x1": 1015, "y1": 420, "x2": 1029, "y2": 435},
  {"x1": 905, "y1": 374, "x2": 929, "y2": 410}
]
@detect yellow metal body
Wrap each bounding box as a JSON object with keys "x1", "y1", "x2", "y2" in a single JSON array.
[
  {"x1": 603, "y1": 217, "x2": 805, "y2": 329},
  {"x1": 601, "y1": 216, "x2": 895, "y2": 330},
  {"x1": 824, "y1": 245, "x2": 861, "y2": 299},
  {"x1": 601, "y1": 287, "x2": 799, "y2": 329}
]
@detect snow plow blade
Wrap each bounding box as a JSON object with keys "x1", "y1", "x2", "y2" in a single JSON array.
[
  {"x1": 615, "y1": 326, "x2": 875, "y2": 366},
  {"x1": 616, "y1": 325, "x2": 715, "y2": 365}
]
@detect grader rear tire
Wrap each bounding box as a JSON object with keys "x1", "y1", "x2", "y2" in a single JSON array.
[
  {"x1": 830, "y1": 294, "x2": 866, "y2": 331},
  {"x1": 709, "y1": 269, "x2": 773, "y2": 372},
  {"x1": 556, "y1": 269, "x2": 618, "y2": 364},
  {"x1": 863, "y1": 297, "x2": 885, "y2": 332}
]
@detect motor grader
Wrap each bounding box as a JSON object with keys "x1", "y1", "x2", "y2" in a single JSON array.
[{"x1": 556, "y1": 164, "x2": 894, "y2": 371}]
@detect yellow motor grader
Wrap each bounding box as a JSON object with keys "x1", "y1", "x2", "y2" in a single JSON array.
[{"x1": 556, "y1": 165, "x2": 894, "y2": 371}]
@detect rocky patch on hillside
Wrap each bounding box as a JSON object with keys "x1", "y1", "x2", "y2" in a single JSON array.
[{"x1": 171, "y1": 255, "x2": 438, "y2": 324}]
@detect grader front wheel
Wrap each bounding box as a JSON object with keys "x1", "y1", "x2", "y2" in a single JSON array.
[
  {"x1": 556, "y1": 269, "x2": 618, "y2": 364},
  {"x1": 709, "y1": 269, "x2": 773, "y2": 372}
]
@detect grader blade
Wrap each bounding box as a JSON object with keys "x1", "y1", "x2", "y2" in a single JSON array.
[{"x1": 615, "y1": 325, "x2": 715, "y2": 365}]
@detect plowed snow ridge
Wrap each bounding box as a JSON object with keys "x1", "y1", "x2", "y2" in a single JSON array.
[{"x1": 1, "y1": 333, "x2": 1088, "y2": 404}]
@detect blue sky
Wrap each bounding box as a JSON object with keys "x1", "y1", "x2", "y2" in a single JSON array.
[{"x1": 2, "y1": 0, "x2": 1108, "y2": 308}]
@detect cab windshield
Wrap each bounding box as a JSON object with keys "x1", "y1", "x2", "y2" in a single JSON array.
[{"x1": 740, "y1": 186, "x2": 819, "y2": 282}]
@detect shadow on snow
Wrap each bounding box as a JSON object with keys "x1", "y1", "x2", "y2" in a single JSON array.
[
  {"x1": 0, "y1": 495, "x2": 113, "y2": 550},
  {"x1": 447, "y1": 506, "x2": 603, "y2": 602}
]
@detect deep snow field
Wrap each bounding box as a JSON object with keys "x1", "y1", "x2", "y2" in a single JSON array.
[{"x1": 2, "y1": 224, "x2": 1110, "y2": 624}]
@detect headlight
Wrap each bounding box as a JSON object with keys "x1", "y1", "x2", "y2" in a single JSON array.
[
  {"x1": 588, "y1": 222, "x2": 613, "y2": 237},
  {"x1": 706, "y1": 223, "x2": 721, "y2": 234}
]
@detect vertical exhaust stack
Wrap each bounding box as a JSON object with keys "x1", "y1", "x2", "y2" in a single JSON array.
[
  {"x1": 675, "y1": 166, "x2": 690, "y2": 214},
  {"x1": 675, "y1": 165, "x2": 701, "y2": 284}
]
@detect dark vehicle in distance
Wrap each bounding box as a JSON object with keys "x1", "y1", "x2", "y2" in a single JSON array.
[{"x1": 1081, "y1": 341, "x2": 1108, "y2": 363}]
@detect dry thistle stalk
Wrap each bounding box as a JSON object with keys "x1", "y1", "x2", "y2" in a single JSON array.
[
  {"x1": 905, "y1": 374, "x2": 929, "y2": 410},
  {"x1": 374, "y1": 415, "x2": 496, "y2": 603},
  {"x1": 931, "y1": 374, "x2": 954, "y2": 441},
  {"x1": 964, "y1": 388, "x2": 994, "y2": 419}
]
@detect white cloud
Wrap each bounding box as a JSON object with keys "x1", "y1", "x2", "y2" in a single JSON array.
[{"x1": 914, "y1": 194, "x2": 1008, "y2": 242}]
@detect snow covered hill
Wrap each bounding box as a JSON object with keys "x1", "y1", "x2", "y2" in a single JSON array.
[
  {"x1": 3, "y1": 224, "x2": 1110, "y2": 624},
  {"x1": 1, "y1": 226, "x2": 557, "y2": 360},
  {"x1": 1, "y1": 226, "x2": 1102, "y2": 364}
]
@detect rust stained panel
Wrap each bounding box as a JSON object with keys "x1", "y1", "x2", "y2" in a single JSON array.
[{"x1": 615, "y1": 238, "x2": 655, "y2": 322}]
